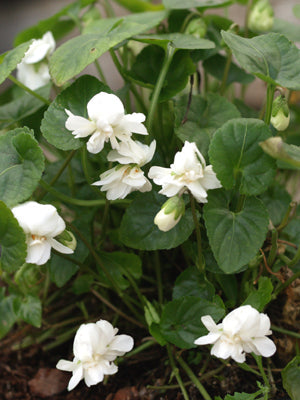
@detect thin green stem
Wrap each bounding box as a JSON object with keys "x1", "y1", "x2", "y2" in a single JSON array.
[
  {"x1": 264, "y1": 84, "x2": 275, "y2": 125},
  {"x1": 244, "y1": 0, "x2": 253, "y2": 38},
  {"x1": 8, "y1": 74, "x2": 51, "y2": 105},
  {"x1": 94, "y1": 59, "x2": 107, "y2": 84},
  {"x1": 166, "y1": 344, "x2": 189, "y2": 400},
  {"x1": 220, "y1": 51, "x2": 232, "y2": 95},
  {"x1": 189, "y1": 192, "x2": 204, "y2": 272},
  {"x1": 177, "y1": 356, "x2": 212, "y2": 400},
  {"x1": 147, "y1": 43, "x2": 176, "y2": 133},
  {"x1": 277, "y1": 202, "x2": 297, "y2": 231},
  {"x1": 273, "y1": 269, "x2": 300, "y2": 297},
  {"x1": 288, "y1": 245, "x2": 300, "y2": 268},
  {"x1": 253, "y1": 354, "x2": 270, "y2": 395},
  {"x1": 124, "y1": 339, "x2": 156, "y2": 358}
]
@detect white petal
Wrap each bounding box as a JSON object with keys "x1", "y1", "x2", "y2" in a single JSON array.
[
  {"x1": 201, "y1": 315, "x2": 219, "y2": 332},
  {"x1": 49, "y1": 238, "x2": 74, "y2": 254},
  {"x1": 65, "y1": 110, "x2": 96, "y2": 138},
  {"x1": 26, "y1": 240, "x2": 52, "y2": 265},
  {"x1": 194, "y1": 332, "x2": 221, "y2": 345},
  {"x1": 87, "y1": 92, "x2": 124, "y2": 124},
  {"x1": 211, "y1": 339, "x2": 239, "y2": 361},
  {"x1": 120, "y1": 113, "x2": 148, "y2": 135},
  {"x1": 68, "y1": 365, "x2": 83, "y2": 391},
  {"x1": 73, "y1": 323, "x2": 101, "y2": 361},
  {"x1": 83, "y1": 365, "x2": 104, "y2": 387},
  {"x1": 201, "y1": 166, "x2": 222, "y2": 190},
  {"x1": 99, "y1": 360, "x2": 118, "y2": 375},
  {"x1": 86, "y1": 131, "x2": 106, "y2": 154},
  {"x1": 251, "y1": 337, "x2": 276, "y2": 357},
  {"x1": 16, "y1": 62, "x2": 50, "y2": 90},
  {"x1": 56, "y1": 359, "x2": 76, "y2": 372},
  {"x1": 108, "y1": 334, "x2": 134, "y2": 354}
]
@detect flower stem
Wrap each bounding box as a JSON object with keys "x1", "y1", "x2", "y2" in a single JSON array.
[
  {"x1": 8, "y1": 74, "x2": 51, "y2": 105},
  {"x1": 147, "y1": 43, "x2": 176, "y2": 133},
  {"x1": 189, "y1": 192, "x2": 204, "y2": 272},
  {"x1": 220, "y1": 51, "x2": 232, "y2": 95},
  {"x1": 166, "y1": 344, "x2": 190, "y2": 400},
  {"x1": 94, "y1": 59, "x2": 107, "y2": 84},
  {"x1": 124, "y1": 339, "x2": 156, "y2": 358},
  {"x1": 177, "y1": 356, "x2": 212, "y2": 400},
  {"x1": 264, "y1": 84, "x2": 275, "y2": 125},
  {"x1": 253, "y1": 354, "x2": 270, "y2": 396}
]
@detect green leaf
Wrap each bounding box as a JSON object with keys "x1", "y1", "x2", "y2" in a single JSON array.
[
  {"x1": 203, "y1": 54, "x2": 255, "y2": 85},
  {"x1": 135, "y1": 33, "x2": 215, "y2": 51},
  {"x1": 41, "y1": 75, "x2": 111, "y2": 151},
  {"x1": 49, "y1": 255, "x2": 79, "y2": 288},
  {"x1": 96, "y1": 251, "x2": 142, "y2": 290},
  {"x1": 271, "y1": 18, "x2": 300, "y2": 42},
  {"x1": 144, "y1": 300, "x2": 166, "y2": 346},
  {"x1": 163, "y1": 0, "x2": 232, "y2": 10},
  {"x1": 242, "y1": 277, "x2": 273, "y2": 311},
  {"x1": 282, "y1": 356, "x2": 300, "y2": 400},
  {"x1": 203, "y1": 189, "x2": 269, "y2": 273},
  {"x1": 72, "y1": 274, "x2": 94, "y2": 295},
  {"x1": 174, "y1": 93, "x2": 240, "y2": 158},
  {"x1": 209, "y1": 118, "x2": 276, "y2": 195},
  {"x1": 15, "y1": 295, "x2": 42, "y2": 327},
  {"x1": 50, "y1": 11, "x2": 167, "y2": 85},
  {"x1": 0, "y1": 128, "x2": 45, "y2": 207},
  {"x1": 0, "y1": 41, "x2": 32, "y2": 86},
  {"x1": 160, "y1": 296, "x2": 225, "y2": 349},
  {"x1": 173, "y1": 266, "x2": 215, "y2": 300},
  {"x1": 0, "y1": 296, "x2": 18, "y2": 339},
  {"x1": 260, "y1": 137, "x2": 300, "y2": 169},
  {"x1": 0, "y1": 84, "x2": 51, "y2": 129},
  {"x1": 220, "y1": 393, "x2": 260, "y2": 400},
  {"x1": 129, "y1": 46, "x2": 196, "y2": 101},
  {"x1": 260, "y1": 183, "x2": 291, "y2": 226},
  {"x1": 119, "y1": 191, "x2": 196, "y2": 251},
  {"x1": 221, "y1": 31, "x2": 300, "y2": 90},
  {"x1": 0, "y1": 202, "x2": 27, "y2": 272},
  {"x1": 112, "y1": 0, "x2": 164, "y2": 12}
]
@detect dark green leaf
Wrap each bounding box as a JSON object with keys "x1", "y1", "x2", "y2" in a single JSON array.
[
  {"x1": 209, "y1": 118, "x2": 276, "y2": 195},
  {"x1": 282, "y1": 356, "x2": 300, "y2": 400},
  {"x1": 220, "y1": 393, "x2": 260, "y2": 400},
  {"x1": 163, "y1": 0, "x2": 232, "y2": 10},
  {"x1": 173, "y1": 266, "x2": 215, "y2": 300},
  {"x1": 0, "y1": 296, "x2": 18, "y2": 339},
  {"x1": 242, "y1": 277, "x2": 273, "y2": 311},
  {"x1": 0, "y1": 41, "x2": 32, "y2": 85},
  {"x1": 0, "y1": 128, "x2": 45, "y2": 207},
  {"x1": 49, "y1": 256, "x2": 79, "y2": 288},
  {"x1": 41, "y1": 75, "x2": 111, "y2": 151},
  {"x1": 72, "y1": 274, "x2": 94, "y2": 295},
  {"x1": 203, "y1": 189, "x2": 269, "y2": 273},
  {"x1": 119, "y1": 191, "x2": 196, "y2": 251},
  {"x1": 174, "y1": 93, "x2": 240, "y2": 158},
  {"x1": 135, "y1": 33, "x2": 215, "y2": 51},
  {"x1": 260, "y1": 183, "x2": 291, "y2": 226},
  {"x1": 15, "y1": 295, "x2": 42, "y2": 327},
  {"x1": 160, "y1": 296, "x2": 225, "y2": 349},
  {"x1": 221, "y1": 31, "x2": 300, "y2": 90}
]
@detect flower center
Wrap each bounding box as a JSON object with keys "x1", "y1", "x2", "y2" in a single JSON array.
[{"x1": 29, "y1": 234, "x2": 47, "y2": 244}]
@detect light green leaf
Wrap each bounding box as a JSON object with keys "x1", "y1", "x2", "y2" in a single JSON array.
[
  {"x1": 135, "y1": 33, "x2": 215, "y2": 51},
  {"x1": 0, "y1": 296, "x2": 18, "y2": 339},
  {"x1": 0, "y1": 128, "x2": 45, "y2": 207},
  {"x1": 174, "y1": 93, "x2": 240, "y2": 158},
  {"x1": 160, "y1": 296, "x2": 225, "y2": 349},
  {"x1": 203, "y1": 54, "x2": 255, "y2": 85},
  {"x1": 271, "y1": 18, "x2": 300, "y2": 42},
  {"x1": 0, "y1": 202, "x2": 27, "y2": 272},
  {"x1": 119, "y1": 191, "x2": 196, "y2": 251},
  {"x1": 50, "y1": 11, "x2": 167, "y2": 85},
  {"x1": 242, "y1": 277, "x2": 273, "y2": 311},
  {"x1": 163, "y1": 0, "x2": 232, "y2": 10},
  {"x1": 219, "y1": 393, "x2": 260, "y2": 400},
  {"x1": 221, "y1": 31, "x2": 300, "y2": 90},
  {"x1": 203, "y1": 189, "x2": 269, "y2": 273},
  {"x1": 282, "y1": 356, "x2": 300, "y2": 400},
  {"x1": 96, "y1": 251, "x2": 142, "y2": 290},
  {"x1": 15, "y1": 295, "x2": 42, "y2": 327},
  {"x1": 173, "y1": 266, "x2": 215, "y2": 300},
  {"x1": 209, "y1": 118, "x2": 276, "y2": 195},
  {"x1": 260, "y1": 137, "x2": 300, "y2": 169},
  {"x1": 41, "y1": 75, "x2": 111, "y2": 151},
  {"x1": 0, "y1": 41, "x2": 32, "y2": 86}
]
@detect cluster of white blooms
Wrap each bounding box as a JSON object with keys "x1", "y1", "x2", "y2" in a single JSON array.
[
  {"x1": 56, "y1": 319, "x2": 134, "y2": 391},
  {"x1": 12, "y1": 201, "x2": 74, "y2": 265},
  {"x1": 149, "y1": 141, "x2": 221, "y2": 231},
  {"x1": 194, "y1": 305, "x2": 276, "y2": 363},
  {"x1": 65, "y1": 92, "x2": 155, "y2": 200},
  {"x1": 17, "y1": 31, "x2": 55, "y2": 90}
]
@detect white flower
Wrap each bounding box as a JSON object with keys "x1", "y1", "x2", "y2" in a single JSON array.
[
  {"x1": 107, "y1": 139, "x2": 156, "y2": 166},
  {"x1": 194, "y1": 305, "x2": 276, "y2": 363},
  {"x1": 148, "y1": 141, "x2": 221, "y2": 203},
  {"x1": 16, "y1": 31, "x2": 55, "y2": 90},
  {"x1": 56, "y1": 319, "x2": 134, "y2": 391},
  {"x1": 12, "y1": 201, "x2": 73, "y2": 265},
  {"x1": 65, "y1": 92, "x2": 148, "y2": 154},
  {"x1": 154, "y1": 195, "x2": 185, "y2": 232}
]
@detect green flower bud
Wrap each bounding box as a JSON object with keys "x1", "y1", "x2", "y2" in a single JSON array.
[
  {"x1": 56, "y1": 230, "x2": 77, "y2": 251},
  {"x1": 248, "y1": 0, "x2": 274, "y2": 32},
  {"x1": 154, "y1": 196, "x2": 185, "y2": 232},
  {"x1": 271, "y1": 95, "x2": 290, "y2": 131},
  {"x1": 185, "y1": 18, "x2": 207, "y2": 39}
]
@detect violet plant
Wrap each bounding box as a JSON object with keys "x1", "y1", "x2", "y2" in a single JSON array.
[{"x1": 0, "y1": 0, "x2": 300, "y2": 399}]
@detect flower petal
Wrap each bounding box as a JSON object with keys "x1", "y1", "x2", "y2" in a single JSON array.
[
  {"x1": 87, "y1": 92, "x2": 124, "y2": 124},
  {"x1": 194, "y1": 332, "x2": 221, "y2": 345},
  {"x1": 26, "y1": 239, "x2": 52, "y2": 265},
  {"x1": 56, "y1": 359, "x2": 76, "y2": 372},
  {"x1": 68, "y1": 365, "x2": 83, "y2": 391},
  {"x1": 83, "y1": 365, "x2": 104, "y2": 387},
  {"x1": 120, "y1": 113, "x2": 148, "y2": 135},
  {"x1": 65, "y1": 110, "x2": 96, "y2": 138},
  {"x1": 49, "y1": 238, "x2": 74, "y2": 255},
  {"x1": 251, "y1": 337, "x2": 276, "y2": 357}
]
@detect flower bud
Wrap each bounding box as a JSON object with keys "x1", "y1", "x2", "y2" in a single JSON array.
[
  {"x1": 270, "y1": 95, "x2": 290, "y2": 131},
  {"x1": 56, "y1": 230, "x2": 77, "y2": 251},
  {"x1": 154, "y1": 196, "x2": 185, "y2": 232},
  {"x1": 185, "y1": 18, "x2": 207, "y2": 39},
  {"x1": 248, "y1": 0, "x2": 274, "y2": 32}
]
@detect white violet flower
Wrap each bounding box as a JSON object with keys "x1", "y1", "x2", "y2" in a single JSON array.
[
  {"x1": 194, "y1": 305, "x2": 276, "y2": 363},
  {"x1": 148, "y1": 141, "x2": 221, "y2": 203},
  {"x1": 65, "y1": 92, "x2": 148, "y2": 154},
  {"x1": 154, "y1": 195, "x2": 185, "y2": 232},
  {"x1": 16, "y1": 31, "x2": 55, "y2": 90},
  {"x1": 12, "y1": 201, "x2": 73, "y2": 265},
  {"x1": 56, "y1": 319, "x2": 134, "y2": 391},
  {"x1": 92, "y1": 140, "x2": 155, "y2": 200}
]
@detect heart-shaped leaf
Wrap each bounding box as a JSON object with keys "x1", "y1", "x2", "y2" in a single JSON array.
[{"x1": 0, "y1": 41, "x2": 32, "y2": 85}]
